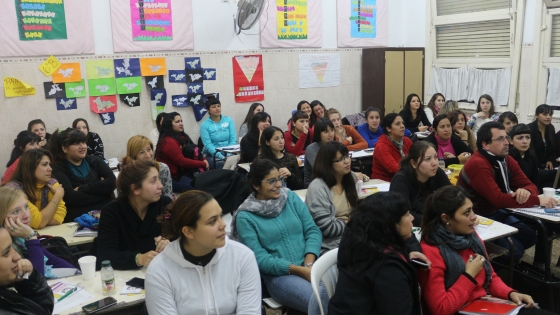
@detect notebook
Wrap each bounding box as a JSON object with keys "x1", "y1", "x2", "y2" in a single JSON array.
[{"x1": 459, "y1": 296, "x2": 523, "y2": 315}]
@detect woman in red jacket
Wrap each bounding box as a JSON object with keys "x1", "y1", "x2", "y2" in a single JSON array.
[
  {"x1": 371, "y1": 113, "x2": 412, "y2": 181},
  {"x1": 419, "y1": 186, "x2": 550, "y2": 315},
  {"x1": 155, "y1": 112, "x2": 208, "y2": 193}
]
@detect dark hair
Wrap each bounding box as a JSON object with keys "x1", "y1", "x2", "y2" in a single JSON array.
[
  {"x1": 27, "y1": 119, "x2": 46, "y2": 132},
  {"x1": 508, "y1": 124, "x2": 537, "y2": 161},
  {"x1": 71, "y1": 118, "x2": 89, "y2": 132},
  {"x1": 159, "y1": 190, "x2": 215, "y2": 242},
  {"x1": 246, "y1": 158, "x2": 278, "y2": 197},
  {"x1": 312, "y1": 141, "x2": 358, "y2": 208},
  {"x1": 345, "y1": 192, "x2": 411, "y2": 267},
  {"x1": 156, "y1": 112, "x2": 194, "y2": 157},
  {"x1": 498, "y1": 111, "x2": 518, "y2": 125},
  {"x1": 290, "y1": 110, "x2": 309, "y2": 130},
  {"x1": 312, "y1": 118, "x2": 335, "y2": 143},
  {"x1": 155, "y1": 112, "x2": 167, "y2": 132},
  {"x1": 421, "y1": 186, "x2": 471, "y2": 244},
  {"x1": 534, "y1": 104, "x2": 557, "y2": 154},
  {"x1": 364, "y1": 107, "x2": 382, "y2": 119},
  {"x1": 245, "y1": 112, "x2": 272, "y2": 142},
  {"x1": 297, "y1": 100, "x2": 310, "y2": 111},
  {"x1": 432, "y1": 114, "x2": 451, "y2": 131},
  {"x1": 399, "y1": 141, "x2": 438, "y2": 190},
  {"x1": 476, "y1": 122, "x2": 504, "y2": 150},
  {"x1": 476, "y1": 94, "x2": 496, "y2": 116},
  {"x1": 241, "y1": 103, "x2": 264, "y2": 133},
  {"x1": 10, "y1": 149, "x2": 53, "y2": 204},
  {"x1": 427, "y1": 93, "x2": 445, "y2": 115},
  {"x1": 381, "y1": 113, "x2": 401, "y2": 135},
  {"x1": 116, "y1": 158, "x2": 158, "y2": 198},
  {"x1": 205, "y1": 97, "x2": 221, "y2": 110},
  {"x1": 403, "y1": 93, "x2": 423, "y2": 121},
  {"x1": 48, "y1": 128, "x2": 88, "y2": 164},
  {"x1": 309, "y1": 100, "x2": 326, "y2": 126},
  {"x1": 447, "y1": 110, "x2": 469, "y2": 130},
  {"x1": 6, "y1": 131, "x2": 41, "y2": 168},
  {"x1": 259, "y1": 126, "x2": 285, "y2": 160}
]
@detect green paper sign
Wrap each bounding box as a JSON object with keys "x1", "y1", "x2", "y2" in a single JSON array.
[
  {"x1": 65, "y1": 80, "x2": 86, "y2": 98},
  {"x1": 116, "y1": 77, "x2": 142, "y2": 94},
  {"x1": 16, "y1": 0, "x2": 68, "y2": 41},
  {"x1": 88, "y1": 78, "x2": 116, "y2": 96}
]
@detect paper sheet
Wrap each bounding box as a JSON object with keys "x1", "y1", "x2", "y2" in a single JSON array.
[
  {"x1": 362, "y1": 182, "x2": 390, "y2": 192},
  {"x1": 299, "y1": 54, "x2": 340, "y2": 89}
]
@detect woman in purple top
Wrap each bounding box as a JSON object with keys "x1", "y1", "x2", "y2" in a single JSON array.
[{"x1": 0, "y1": 186, "x2": 73, "y2": 278}]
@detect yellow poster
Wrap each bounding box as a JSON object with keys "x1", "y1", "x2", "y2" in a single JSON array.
[
  {"x1": 39, "y1": 55, "x2": 62, "y2": 77},
  {"x1": 277, "y1": 0, "x2": 308, "y2": 40},
  {"x1": 3, "y1": 78, "x2": 36, "y2": 97}
]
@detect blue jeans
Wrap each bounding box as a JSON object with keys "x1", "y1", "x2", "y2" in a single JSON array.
[
  {"x1": 205, "y1": 155, "x2": 225, "y2": 170},
  {"x1": 487, "y1": 209, "x2": 537, "y2": 262},
  {"x1": 265, "y1": 275, "x2": 329, "y2": 315},
  {"x1": 171, "y1": 176, "x2": 193, "y2": 193}
]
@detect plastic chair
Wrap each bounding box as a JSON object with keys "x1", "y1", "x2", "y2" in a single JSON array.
[{"x1": 310, "y1": 248, "x2": 339, "y2": 315}]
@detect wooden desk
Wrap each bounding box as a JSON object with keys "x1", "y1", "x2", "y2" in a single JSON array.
[{"x1": 39, "y1": 223, "x2": 95, "y2": 246}]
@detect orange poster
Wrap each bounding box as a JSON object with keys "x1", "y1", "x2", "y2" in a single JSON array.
[
  {"x1": 140, "y1": 58, "x2": 167, "y2": 76},
  {"x1": 52, "y1": 63, "x2": 82, "y2": 83}
]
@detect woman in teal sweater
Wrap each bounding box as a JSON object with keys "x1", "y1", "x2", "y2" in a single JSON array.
[
  {"x1": 233, "y1": 158, "x2": 326, "y2": 315},
  {"x1": 199, "y1": 97, "x2": 237, "y2": 169}
]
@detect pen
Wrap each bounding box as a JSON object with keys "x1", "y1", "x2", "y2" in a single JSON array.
[{"x1": 57, "y1": 287, "x2": 77, "y2": 302}]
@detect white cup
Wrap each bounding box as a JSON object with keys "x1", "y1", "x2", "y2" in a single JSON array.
[
  {"x1": 543, "y1": 187, "x2": 556, "y2": 198},
  {"x1": 78, "y1": 256, "x2": 97, "y2": 281}
]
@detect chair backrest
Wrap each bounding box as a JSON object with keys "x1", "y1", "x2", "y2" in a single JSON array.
[
  {"x1": 191, "y1": 169, "x2": 250, "y2": 215},
  {"x1": 311, "y1": 248, "x2": 339, "y2": 315}
]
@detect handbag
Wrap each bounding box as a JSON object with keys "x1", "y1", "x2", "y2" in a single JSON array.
[{"x1": 181, "y1": 139, "x2": 205, "y2": 178}]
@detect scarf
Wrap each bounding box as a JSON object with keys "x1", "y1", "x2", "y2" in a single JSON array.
[
  {"x1": 430, "y1": 224, "x2": 492, "y2": 291},
  {"x1": 231, "y1": 187, "x2": 289, "y2": 239},
  {"x1": 5, "y1": 178, "x2": 58, "y2": 209},
  {"x1": 435, "y1": 134, "x2": 455, "y2": 159},
  {"x1": 388, "y1": 136, "x2": 405, "y2": 157},
  {"x1": 478, "y1": 149, "x2": 512, "y2": 193}
]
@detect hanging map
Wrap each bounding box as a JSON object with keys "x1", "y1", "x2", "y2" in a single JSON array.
[
  {"x1": 299, "y1": 54, "x2": 340, "y2": 89},
  {"x1": 130, "y1": 0, "x2": 172, "y2": 41},
  {"x1": 16, "y1": 0, "x2": 67, "y2": 41},
  {"x1": 277, "y1": 0, "x2": 307, "y2": 40}
]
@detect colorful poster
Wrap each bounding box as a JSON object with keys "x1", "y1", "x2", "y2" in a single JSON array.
[
  {"x1": 337, "y1": 0, "x2": 387, "y2": 47},
  {"x1": 232, "y1": 55, "x2": 264, "y2": 103},
  {"x1": 114, "y1": 58, "x2": 141, "y2": 77},
  {"x1": 277, "y1": 0, "x2": 308, "y2": 40},
  {"x1": 120, "y1": 93, "x2": 140, "y2": 107},
  {"x1": 56, "y1": 97, "x2": 77, "y2": 110},
  {"x1": 130, "y1": 0, "x2": 172, "y2": 41},
  {"x1": 43, "y1": 82, "x2": 65, "y2": 99},
  {"x1": 350, "y1": 0, "x2": 376, "y2": 38},
  {"x1": 4, "y1": 78, "x2": 36, "y2": 97},
  {"x1": 65, "y1": 80, "x2": 86, "y2": 98},
  {"x1": 86, "y1": 60, "x2": 115, "y2": 79},
  {"x1": 16, "y1": 0, "x2": 67, "y2": 41},
  {"x1": 88, "y1": 78, "x2": 116, "y2": 96},
  {"x1": 90, "y1": 95, "x2": 117, "y2": 113},
  {"x1": 100, "y1": 112, "x2": 115, "y2": 125},
  {"x1": 52, "y1": 63, "x2": 81, "y2": 83},
  {"x1": 298, "y1": 54, "x2": 341, "y2": 89},
  {"x1": 116, "y1": 77, "x2": 142, "y2": 94},
  {"x1": 140, "y1": 58, "x2": 167, "y2": 76}
]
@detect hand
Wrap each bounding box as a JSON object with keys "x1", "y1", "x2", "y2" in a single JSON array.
[
  {"x1": 443, "y1": 152, "x2": 456, "y2": 159},
  {"x1": 4, "y1": 217, "x2": 34, "y2": 239},
  {"x1": 38, "y1": 138, "x2": 47, "y2": 147},
  {"x1": 511, "y1": 188, "x2": 531, "y2": 204},
  {"x1": 302, "y1": 125, "x2": 309, "y2": 135},
  {"x1": 338, "y1": 215, "x2": 349, "y2": 223},
  {"x1": 546, "y1": 161, "x2": 554, "y2": 170},
  {"x1": 539, "y1": 196, "x2": 558, "y2": 208},
  {"x1": 47, "y1": 184, "x2": 64, "y2": 198},
  {"x1": 477, "y1": 112, "x2": 487, "y2": 119},
  {"x1": 465, "y1": 254, "x2": 485, "y2": 278},
  {"x1": 278, "y1": 167, "x2": 291, "y2": 178},
  {"x1": 291, "y1": 265, "x2": 311, "y2": 282},
  {"x1": 455, "y1": 129, "x2": 468, "y2": 140},
  {"x1": 138, "y1": 251, "x2": 159, "y2": 267},
  {"x1": 74, "y1": 187, "x2": 79, "y2": 191},
  {"x1": 458, "y1": 152, "x2": 471, "y2": 164},
  {"x1": 409, "y1": 251, "x2": 431, "y2": 269},
  {"x1": 154, "y1": 236, "x2": 169, "y2": 253},
  {"x1": 418, "y1": 126, "x2": 429, "y2": 132},
  {"x1": 15, "y1": 259, "x2": 33, "y2": 281},
  {"x1": 204, "y1": 160, "x2": 210, "y2": 170},
  {"x1": 346, "y1": 137, "x2": 353, "y2": 144},
  {"x1": 509, "y1": 292, "x2": 535, "y2": 308}
]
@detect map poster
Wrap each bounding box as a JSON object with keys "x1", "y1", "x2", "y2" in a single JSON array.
[
  {"x1": 277, "y1": 0, "x2": 307, "y2": 40},
  {"x1": 298, "y1": 54, "x2": 340, "y2": 89},
  {"x1": 232, "y1": 55, "x2": 264, "y2": 103},
  {"x1": 16, "y1": 0, "x2": 68, "y2": 41},
  {"x1": 130, "y1": 0, "x2": 173, "y2": 41},
  {"x1": 350, "y1": 0, "x2": 376, "y2": 38}
]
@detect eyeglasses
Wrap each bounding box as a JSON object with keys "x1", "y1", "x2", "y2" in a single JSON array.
[
  {"x1": 490, "y1": 136, "x2": 511, "y2": 143},
  {"x1": 262, "y1": 176, "x2": 285, "y2": 186},
  {"x1": 332, "y1": 154, "x2": 350, "y2": 163}
]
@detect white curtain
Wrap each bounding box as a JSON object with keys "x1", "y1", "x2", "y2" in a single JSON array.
[
  {"x1": 546, "y1": 68, "x2": 560, "y2": 105},
  {"x1": 428, "y1": 66, "x2": 469, "y2": 101}
]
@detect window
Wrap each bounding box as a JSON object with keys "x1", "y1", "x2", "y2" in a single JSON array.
[
  {"x1": 436, "y1": 20, "x2": 511, "y2": 58},
  {"x1": 551, "y1": 15, "x2": 560, "y2": 57},
  {"x1": 436, "y1": 0, "x2": 510, "y2": 16}
]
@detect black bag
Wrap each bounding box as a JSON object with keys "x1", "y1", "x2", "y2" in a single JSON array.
[
  {"x1": 511, "y1": 261, "x2": 560, "y2": 312},
  {"x1": 39, "y1": 236, "x2": 80, "y2": 269},
  {"x1": 181, "y1": 138, "x2": 205, "y2": 178}
]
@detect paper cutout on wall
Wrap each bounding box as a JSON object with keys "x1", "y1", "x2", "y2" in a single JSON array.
[
  {"x1": 43, "y1": 82, "x2": 65, "y2": 99},
  {"x1": 277, "y1": 0, "x2": 308, "y2": 39},
  {"x1": 86, "y1": 60, "x2": 115, "y2": 79},
  {"x1": 52, "y1": 63, "x2": 82, "y2": 83},
  {"x1": 185, "y1": 57, "x2": 201, "y2": 70},
  {"x1": 90, "y1": 95, "x2": 117, "y2": 113},
  {"x1": 65, "y1": 80, "x2": 86, "y2": 98},
  {"x1": 145, "y1": 75, "x2": 164, "y2": 89},
  {"x1": 140, "y1": 58, "x2": 167, "y2": 76},
  {"x1": 187, "y1": 93, "x2": 203, "y2": 106},
  {"x1": 114, "y1": 58, "x2": 141, "y2": 78},
  {"x1": 4, "y1": 78, "x2": 36, "y2": 97},
  {"x1": 151, "y1": 89, "x2": 167, "y2": 106},
  {"x1": 192, "y1": 104, "x2": 207, "y2": 122},
  {"x1": 337, "y1": 0, "x2": 388, "y2": 47},
  {"x1": 120, "y1": 93, "x2": 140, "y2": 107},
  {"x1": 186, "y1": 69, "x2": 203, "y2": 83},
  {"x1": 56, "y1": 97, "x2": 77, "y2": 110},
  {"x1": 187, "y1": 83, "x2": 204, "y2": 95},
  {"x1": 130, "y1": 0, "x2": 173, "y2": 41},
  {"x1": 88, "y1": 78, "x2": 116, "y2": 96},
  {"x1": 100, "y1": 112, "x2": 115, "y2": 125},
  {"x1": 172, "y1": 94, "x2": 189, "y2": 107},
  {"x1": 203, "y1": 68, "x2": 216, "y2": 80},
  {"x1": 299, "y1": 54, "x2": 341, "y2": 88},
  {"x1": 233, "y1": 55, "x2": 264, "y2": 103},
  {"x1": 116, "y1": 77, "x2": 142, "y2": 94},
  {"x1": 169, "y1": 70, "x2": 187, "y2": 82},
  {"x1": 39, "y1": 56, "x2": 62, "y2": 77},
  {"x1": 16, "y1": 0, "x2": 67, "y2": 41}
]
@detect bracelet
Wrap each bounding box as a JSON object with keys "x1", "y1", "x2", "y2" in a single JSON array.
[
  {"x1": 288, "y1": 263, "x2": 293, "y2": 275},
  {"x1": 135, "y1": 253, "x2": 142, "y2": 267},
  {"x1": 50, "y1": 200, "x2": 58, "y2": 205},
  {"x1": 24, "y1": 231, "x2": 38, "y2": 241},
  {"x1": 304, "y1": 262, "x2": 314, "y2": 268}
]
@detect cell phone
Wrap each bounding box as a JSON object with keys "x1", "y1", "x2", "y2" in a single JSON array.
[
  {"x1": 82, "y1": 297, "x2": 117, "y2": 314},
  {"x1": 411, "y1": 259, "x2": 429, "y2": 267},
  {"x1": 125, "y1": 277, "x2": 145, "y2": 289}
]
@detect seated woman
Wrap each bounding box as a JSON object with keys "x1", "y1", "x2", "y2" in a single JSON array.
[
  {"x1": 155, "y1": 112, "x2": 209, "y2": 193},
  {"x1": 438, "y1": 100, "x2": 458, "y2": 116},
  {"x1": 509, "y1": 124, "x2": 539, "y2": 188},
  {"x1": 309, "y1": 100, "x2": 326, "y2": 128},
  {"x1": 0, "y1": 227, "x2": 54, "y2": 315},
  {"x1": 357, "y1": 107, "x2": 383, "y2": 148},
  {"x1": 529, "y1": 105, "x2": 557, "y2": 188},
  {"x1": 306, "y1": 141, "x2": 358, "y2": 253},
  {"x1": 448, "y1": 110, "x2": 477, "y2": 152},
  {"x1": 0, "y1": 186, "x2": 74, "y2": 278},
  {"x1": 146, "y1": 190, "x2": 261, "y2": 314},
  {"x1": 419, "y1": 185, "x2": 551, "y2": 315},
  {"x1": 425, "y1": 114, "x2": 473, "y2": 167},
  {"x1": 200, "y1": 97, "x2": 237, "y2": 169},
  {"x1": 259, "y1": 126, "x2": 303, "y2": 190},
  {"x1": 285, "y1": 110, "x2": 312, "y2": 156},
  {"x1": 72, "y1": 118, "x2": 105, "y2": 160},
  {"x1": 425, "y1": 93, "x2": 445, "y2": 124},
  {"x1": 304, "y1": 118, "x2": 335, "y2": 188},
  {"x1": 125, "y1": 135, "x2": 173, "y2": 199},
  {"x1": 5, "y1": 149, "x2": 66, "y2": 229},
  {"x1": 399, "y1": 93, "x2": 431, "y2": 133},
  {"x1": 148, "y1": 112, "x2": 166, "y2": 147},
  {"x1": 498, "y1": 111, "x2": 518, "y2": 134},
  {"x1": 28, "y1": 119, "x2": 51, "y2": 149},
  {"x1": 97, "y1": 159, "x2": 171, "y2": 270},
  {"x1": 326, "y1": 108, "x2": 368, "y2": 151},
  {"x1": 240, "y1": 102, "x2": 264, "y2": 138},
  {"x1": 50, "y1": 128, "x2": 115, "y2": 221},
  {"x1": 390, "y1": 141, "x2": 451, "y2": 226},
  {"x1": 239, "y1": 112, "x2": 271, "y2": 163},
  {"x1": 2, "y1": 131, "x2": 40, "y2": 184},
  {"x1": 328, "y1": 192, "x2": 423, "y2": 315},
  {"x1": 467, "y1": 94, "x2": 500, "y2": 136},
  {"x1": 234, "y1": 159, "x2": 326, "y2": 315},
  {"x1": 371, "y1": 113, "x2": 413, "y2": 181}
]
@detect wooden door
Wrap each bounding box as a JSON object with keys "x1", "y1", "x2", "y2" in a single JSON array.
[
  {"x1": 384, "y1": 51, "x2": 404, "y2": 114},
  {"x1": 404, "y1": 51, "x2": 424, "y2": 102}
]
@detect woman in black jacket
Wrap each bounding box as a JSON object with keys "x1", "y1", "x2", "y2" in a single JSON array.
[
  {"x1": 425, "y1": 114, "x2": 473, "y2": 167},
  {"x1": 399, "y1": 93, "x2": 431, "y2": 133},
  {"x1": 0, "y1": 227, "x2": 54, "y2": 315},
  {"x1": 508, "y1": 124, "x2": 539, "y2": 189},
  {"x1": 528, "y1": 104, "x2": 556, "y2": 188},
  {"x1": 239, "y1": 112, "x2": 271, "y2": 163}
]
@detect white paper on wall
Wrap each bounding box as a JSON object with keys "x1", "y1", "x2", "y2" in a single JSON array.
[{"x1": 298, "y1": 54, "x2": 340, "y2": 89}]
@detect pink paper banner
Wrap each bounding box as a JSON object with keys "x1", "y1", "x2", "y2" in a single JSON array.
[
  {"x1": 130, "y1": 0, "x2": 173, "y2": 41},
  {"x1": 337, "y1": 0, "x2": 388, "y2": 47}
]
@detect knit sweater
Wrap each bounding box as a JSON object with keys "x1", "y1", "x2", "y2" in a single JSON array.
[
  {"x1": 20, "y1": 239, "x2": 73, "y2": 277},
  {"x1": 357, "y1": 123, "x2": 383, "y2": 148},
  {"x1": 200, "y1": 115, "x2": 237, "y2": 160},
  {"x1": 304, "y1": 142, "x2": 321, "y2": 188},
  {"x1": 28, "y1": 182, "x2": 67, "y2": 229},
  {"x1": 424, "y1": 133, "x2": 473, "y2": 167},
  {"x1": 399, "y1": 108, "x2": 432, "y2": 133},
  {"x1": 284, "y1": 130, "x2": 312, "y2": 156},
  {"x1": 1, "y1": 157, "x2": 19, "y2": 184},
  {"x1": 467, "y1": 113, "x2": 500, "y2": 136},
  {"x1": 236, "y1": 190, "x2": 322, "y2": 278},
  {"x1": 371, "y1": 135, "x2": 413, "y2": 181},
  {"x1": 339, "y1": 125, "x2": 368, "y2": 151},
  {"x1": 156, "y1": 136, "x2": 207, "y2": 179},
  {"x1": 266, "y1": 153, "x2": 303, "y2": 190}
]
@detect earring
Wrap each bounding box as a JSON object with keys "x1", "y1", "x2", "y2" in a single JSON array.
[{"x1": 446, "y1": 222, "x2": 450, "y2": 225}]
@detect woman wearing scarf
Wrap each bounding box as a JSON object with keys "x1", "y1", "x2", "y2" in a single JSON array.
[
  {"x1": 371, "y1": 113, "x2": 413, "y2": 181},
  {"x1": 425, "y1": 114, "x2": 473, "y2": 168},
  {"x1": 233, "y1": 158, "x2": 327, "y2": 315},
  {"x1": 419, "y1": 186, "x2": 551, "y2": 315}
]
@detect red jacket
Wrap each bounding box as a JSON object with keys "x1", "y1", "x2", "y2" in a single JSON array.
[
  {"x1": 340, "y1": 125, "x2": 368, "y2": 151},
  {"x1": 284, "y1": 129, "x2": 314, "y2": 156},
  {"x1": 418, "y1": 237, "x2": 514, "y2": 315},
  {"x1": 156, "y1": 136, "x2": 207, "y2": 179},
  {"x1": 457, "y1": 151, "x2": 539, "y2": 216},
  {"x1": 370, "y1": 135, "x2": 412, "y2": 181}
]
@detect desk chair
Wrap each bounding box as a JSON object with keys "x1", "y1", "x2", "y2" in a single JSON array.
[{"x1": 311, "y1": 248, "x2": 339, "y2": 315}]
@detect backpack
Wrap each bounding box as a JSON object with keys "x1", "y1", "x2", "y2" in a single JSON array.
[
  {"x1": 39, "y1": 236, "x2": 80, "y2": 269},
  {"x1": 181, "y1": 138, "x2": 205, "y2": 178}
]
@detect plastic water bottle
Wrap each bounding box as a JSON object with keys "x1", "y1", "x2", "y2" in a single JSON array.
[
  {"x1": 356, "y1": 179, "x2": 363, "y2": 195},
  {"x1": 100, "y1": 260, "x2": 116, "y2": 296}
]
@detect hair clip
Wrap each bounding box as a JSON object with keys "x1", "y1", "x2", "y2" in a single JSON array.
[{"x1": 164, "y1": 214, "x2": 171, "y2": 220}]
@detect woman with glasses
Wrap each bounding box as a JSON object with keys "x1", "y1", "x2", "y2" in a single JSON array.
[
  {"x1": 305, "y1": 141, "x2": 358, "y2": 254},
  {"x1": 233, "y1": 158, "x2": 326, "y2": 315}
]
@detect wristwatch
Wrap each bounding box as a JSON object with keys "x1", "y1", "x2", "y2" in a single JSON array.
[
  {"x1": 24, "y1": 231, "x2": 38, "y2": 241},
  {"x1": 304, "y1": 262, "x2": 314, "y2": 268}
]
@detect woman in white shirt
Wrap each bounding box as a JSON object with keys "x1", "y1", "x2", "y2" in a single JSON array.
[{"x1": 467, "y1": 94, "x2": 500, "y2": 136}]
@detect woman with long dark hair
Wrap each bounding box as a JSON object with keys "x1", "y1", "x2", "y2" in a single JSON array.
[
  {"x1": 309, "y1": 100, "x2": 326, "y2": 128},
  {"x1": 425, "y1": 93, "x2": 445, "y2": 124},
  {"x1": 239, "y1": 112, "x2": 271, "y2": 163},
  {"x1": 498, "y1": 111, "x2": 518, "y2": 134},
  {"x1": 528, "y1": 105, "x2": 557, "y2": 189},
  {"x1": 27, "y1": 119, "x2": 51, "y2": 149},
  {"x1": 259, "y1": 126, "x2": 303, "y2": 190},
  {"x1": 371, "y1": 113, "x2": 413, "y2": 181},
  {"x1": 2, "y1": 131, "x2": 40, "y2": 184},
  {"x1": 467, "y1": 94, "x2": 500, "y2": 136},
  {"x1": 425, "y1": 114, "x2": 473, "y2": 167},
  {"x1": 448, "y1": 110, "x2": 477, "y2": 152},
  {"x1": 239, "y1": 102, "x2": 264, "y2": 138},
  {"x1": 399, "y1": 93, "x2": 431, "y2": 133},
  {"x1": 304, "y1": 118, "x2": 335, "y2": 188},
  {"x1": 72, "y1": 118, "x2": 105, "y2": 160},
  {"x1": 508, "y1": 124, "x2": 539, "y2": 187}
]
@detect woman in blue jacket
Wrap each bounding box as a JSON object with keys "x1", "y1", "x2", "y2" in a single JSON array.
[
  {"x1": 200, "y1": 97, "x2": 237, "y2": 169},
  {"x1": 357, "y1": 107, "x2": 383, "y2": 148}
]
